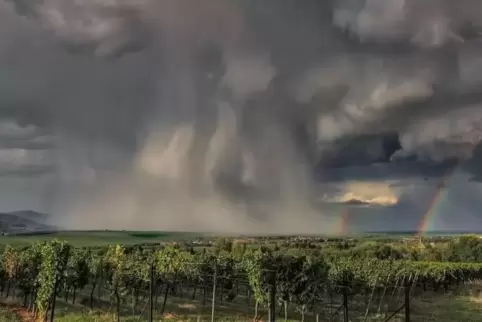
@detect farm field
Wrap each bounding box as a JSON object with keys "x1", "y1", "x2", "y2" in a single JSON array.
[
  {"x1": 0, "y1": 231, "x2": 202, "y2": 248},
  {"x1": 0, "y1": 232, "x2": 479, "y2": 321}
]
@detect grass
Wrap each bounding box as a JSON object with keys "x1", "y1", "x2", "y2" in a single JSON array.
[
  {"x1": 0, "y1": 231, "x2": 203, "y2": 248},
  {"x1": 0, "y1": 278, "x2": 480, "y2": 322},
  {"x1": 0, "y1": 294, "x2": 480, "y2": 321},
  {"x1": 410, "y1": 294, "x2": 482, "y2": 322},
  {"x1": 0, "y1": 305, "x2": 20, "y2": 322},
  {"x1": 0, "y1": 231, "x2": 476, "y2": 249},
  {"x1": 50, "y1": 313, "x2": 283, "y2": 322},
  {"x1": 25, "y1": 283, "x2": 482, "y2": 322}
]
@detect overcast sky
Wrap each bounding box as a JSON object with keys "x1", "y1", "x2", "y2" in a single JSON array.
[{"x1": 0, "y1": 0, "x2": 482, "y2": 233}]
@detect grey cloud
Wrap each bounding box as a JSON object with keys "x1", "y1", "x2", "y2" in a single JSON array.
[
  {"x1": 395, "y1": 106, "x2": 482, "y2": 161},
  {"x1": 0, "y1": 120, "x2": 55, "y2": 177},
  {"x1": 2, "y1": 0, "x2": 482, "y2": 231},
  {"x1": 6, "y1": 0, "x2": 150, "y2": 58},
  {"x1": 0, "y1": 136, "x2": 54, "y2": 150},
  {"x1": 318, "y1": 133, "x2": 400, "y2": 168},
  {"x1": 0, "y1": 165, "x2": 54, "y2": 177},
  {"x1": 3, "y1": 0, "x2": 482, "y2": 161},
  {"x1": 0, "y1": 119, "x2": 39, "y2": 138},
  {"x1": 316, "y1": 159, "x2": 458, "y2": 183},
  {"x1": 334, "y1": 0, "x2": 482, "y2": 48}
]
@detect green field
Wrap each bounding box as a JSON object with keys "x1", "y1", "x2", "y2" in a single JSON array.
[
  {"x1": 0, "y1": 230, "x2": 478, "y2": 248},
  {"x1": 0, "y1": 231, "x2": 202, "y2": 248}
]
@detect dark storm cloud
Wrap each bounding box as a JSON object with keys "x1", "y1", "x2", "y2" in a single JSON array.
[
  {"x1": 7, "y1": 0, "x2": 150, "y2": 58},
  {"x1": 296, "y1": 1, "x2": 482, "y2": 167},
  {"x1": 317, "y1": 133, "x2": 401, "y2": 168},
  {"x1": 316, "y1": 159, "x2": 459, "y2": 183},
  {"x1": 0, "y1": 0, "x2": 159, "y2": 166},
  {"x1": 460, "y1": 142, "x2": 482, "y2": 182},
  {"x1": 4, "y1": 0, "x2": 482, "y2": 163},
  {"x1": 0, "y1": 165, "x2": 55, "y2": 177},
  {"x1": 1, "y1": 0, "x2": 482, "y2": 231},
  {"x1": 0, "y1": 145, "x2": 54, "y2": 177},
  {"x1": 0, "y1": 138, "x2": 53, "y2": 150},
  {"x1": 0, "y1": 120, "x2": 54, "y2": 177}
]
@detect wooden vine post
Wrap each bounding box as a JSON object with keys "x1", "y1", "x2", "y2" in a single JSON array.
[
  {"x1": 148, "y1": 259, "x2": 154, "y2": 322},
  {"x1": 404, "y1": 278, "x2": 411, "y2": 322},
  {"x1": 211, "y1": 261, "x2": 217, "y2": 322},
  {"x1": 343, "y1": 281, "x2": 349, "y2": 322},
  {"x1": 269, "y1": 270, "x2": 276, "y2": 322}
]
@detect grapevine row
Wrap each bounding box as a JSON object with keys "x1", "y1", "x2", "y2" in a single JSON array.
[{"x1": 0, "y1": 240, "x2": 481, "y2": 320}]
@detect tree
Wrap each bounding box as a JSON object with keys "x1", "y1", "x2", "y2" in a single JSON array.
[
  {"x1": 213, "y1": 238, "x2": 233, "y2": 254},
  {"x1": 243, "y1": 249, "x2": 274, "y2": 320},
  {"x1": 17, "y1": 244, "x2": 42, "y2": 309},
  {"x1": 64, "y1": 248, "x2": 90, "y2": 304},
  {"x1": 446, "y1": 236, "x2": 482, "y2": 262},
  {"x1": 155, "y1": 246, "x2": 193, "y2": 315},
  {"x1": 215, "y1": 255, "x2": 237, "y2": 302},
  {"x1": 294, "y1": 258, "x2": 329, "y2": 321},
  {"x1": 87, "y1": 249, "x2": 104, "y2": 308},
  {"x1": 104, "y1": 244, "x2": 131, "y2": 322},
  {"x1": 231, "y1": 241, "x2": 248, "y2": 259},
  {"x1": 276, "y1": 255, "x2": 304, "y2": 321},
  {"x1": 3, "y1": 245, "x2": 21, "y2": 298},
  {"x1": 36, "y1": 240, "x2": 71, "y2": 321}
]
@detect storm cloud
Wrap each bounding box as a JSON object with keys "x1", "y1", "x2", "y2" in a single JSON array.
[{"x1": 0, "y1": 0, "x2": 481, "y2": 233}]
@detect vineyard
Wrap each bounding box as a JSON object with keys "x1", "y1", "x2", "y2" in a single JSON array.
[{"x1": 0, "y1": 238, "x2": 480, "y2": 321}]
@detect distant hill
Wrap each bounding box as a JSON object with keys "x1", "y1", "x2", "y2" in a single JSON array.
[
  {"x1": 0, "y1": 210, "x2": 55, "y2": 233},
  {"x1": 6, "y1": 210, "x2": 48, "y2": 222}
]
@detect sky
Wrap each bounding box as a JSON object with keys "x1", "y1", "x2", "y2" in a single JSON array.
[{"x1": 0, "y1": 0, "x2": 482, "y2": 233}]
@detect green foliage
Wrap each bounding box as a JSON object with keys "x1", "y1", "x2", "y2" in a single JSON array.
[
  {"x1": 231, "y1": 241, "x2": 248, "y2": 259},
  {"x1": 36, "y1": 240, "x2": 71, "y2": 317},
  {"x1": 213, "y1": 238, "x2": 233, "y2": 255},
  {"x1": 155, "y1": 245, "x2": 193, "y2": 278},
  {"x1": 328, "y1": 258, "x2": 482, "y2": 287},
  {"x1": 242, "y1": 249, "x2": 274, "y2": 305},
  {"x1": 0, "y1": 305, "x2": 21, "y2": 321},
  {"x1": 2, "y1": 245, "x2": 20, "y2": 280},
  {"x1": 215, "y1": 255, "x2": 237, "y2": 300},
  {"x1": 64, "y1": 248, "x2": 90, "y2": 297},
  {"x1": 87, "y1": 249, "x2": 104, "y2": 285},
  {"x1": 17, "y1": 243, "x2": 42, "y2": 297},
  {"x1": 104, "y1": 245, "x2": 130, "y2": 297},
  {"x1": 0, "y1": 236, "x2": 481, "y2": 321},
  {"x1": 445, "y1": 236, "x2": 482, "y2": 262}
]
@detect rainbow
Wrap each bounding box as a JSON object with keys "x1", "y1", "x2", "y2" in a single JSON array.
[
  {"x1": 416, "y1": 162, "x2": 459, "y2": 236},
  {"x1": 335, "y1": 161, "x2": 460, "y2": 236},
  {"x1": 338, "y1": 207, "x2": 350, "y2": 236}
]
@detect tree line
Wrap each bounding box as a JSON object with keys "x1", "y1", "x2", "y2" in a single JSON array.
[
  {"x1": 215, "y1": 235, "x2": 482, "y2": 263},
  {"x1": 1, "y1": 239, "x2": 481, "y2": 321}
]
